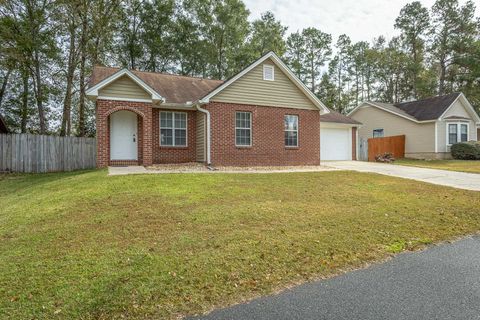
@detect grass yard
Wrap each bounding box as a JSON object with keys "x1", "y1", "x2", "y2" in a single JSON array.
[
  {"x1": 395, "y1": 158, "x2": 480, "y2": 174},
  {"x1": 1, "y1": 170, "x2": 480, "y2": 319}
]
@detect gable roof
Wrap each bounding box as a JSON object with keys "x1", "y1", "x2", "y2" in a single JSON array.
[
  {"x1": 349, "y1": 93, "x2": 480, "y2": 123},
  {"x1": 87, "y1": 52, "x2": 330, "y2": 113},
  {"x1": 0, "y1": 113, "x2": 8, "y2": 133},
  {"x1": 394, "y1": 92, "x2": 461, "y2": 121},
  {"x1": 87, "y1": 67, "x2": 223, "y2": 104},
  {"x1": 200, "y1": 51, "x2": 330, "y2": 114},
  {"x1": 321, "y1": 109, "x2": 361, "y2": 125}
]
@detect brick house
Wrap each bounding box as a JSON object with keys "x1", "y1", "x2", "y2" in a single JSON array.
[{"x1": 87, "y1": 52, "x2": 360, "y2": 167}]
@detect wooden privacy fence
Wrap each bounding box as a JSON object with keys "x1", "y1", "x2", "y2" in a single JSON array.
[
  {"x1": 0, "y1": 134, "x2": 96, "y2": 173},
  {"x1": 368, "y1": 135, "x2": 405, "y2": 162}
]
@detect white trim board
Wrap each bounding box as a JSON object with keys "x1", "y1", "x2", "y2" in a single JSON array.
[{"x1": 199, "y1": 51, "x2": 330, "y2": 114}]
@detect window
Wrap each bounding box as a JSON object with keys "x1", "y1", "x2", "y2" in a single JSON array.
[
  {"x1": 448, "y1": 124, "x2": 457, "y2": 145},
  {"x1": 448, "y1": 123, "x2": 469, "y2": 145},
  {"x1": 461, "y1": 124, "x2": 468, "y2": 142},
  {"x1": 235, "y1": 112, "x2": 252, "y2": 146},
  {"x1": 284, "y1": 115, "x2": 298, "y2": 147},
  {"x1": 373, "y1": 129, "x2": 384, "y2": 138},
  {"x1": 160, "y1": 111, "x2": 187, "y2": 146},
  {"x1": 263, "y1": 64, "x2": 274, "y2": 81}
]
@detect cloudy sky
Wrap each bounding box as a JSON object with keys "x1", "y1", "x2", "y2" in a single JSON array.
[{"x1": 243, "y1": 0, "x2": 479, "y2": 44}]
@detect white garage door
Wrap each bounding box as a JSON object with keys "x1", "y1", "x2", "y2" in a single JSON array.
[{"x1": 321, "y1": 127, "x2": 352, "y2": 160}]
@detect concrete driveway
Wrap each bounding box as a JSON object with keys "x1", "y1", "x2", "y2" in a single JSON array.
[
  {"x1": 190, "y1": 236, "x2": 480, "y2": 320},
  {"x1": 325, "y1": 161, "x2": 480, "y2": 191}
]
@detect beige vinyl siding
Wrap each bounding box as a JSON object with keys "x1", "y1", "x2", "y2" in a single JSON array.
[
  {"x1": 351, "y1": 105, "x2": 435, "y2": 153},
  {"x1": 196, "y1": 112, "x2": 206, "y2": 162},
  {"x1": 98, "y1": 75, "x2": 151, "y2": 100},
  {"x1": 210, "y1": 58, "x2": 316, "y2": 110},
  {"x1": 437, "y1": 99, "x2": 477, "y2": 152}
]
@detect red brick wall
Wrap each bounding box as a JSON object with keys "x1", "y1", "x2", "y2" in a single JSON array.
[
  {"x1": 96, "y1": 99, "x2": 153, "y2": 168},
  {"x1": 352, "y1": 127, "x2": 357, "y2": 160},
  {"x1": 205, "y1": 102, "x2": 320, "y2": 166},
  {"x1": 152, "y1": 109, "x2": 197, "y2": 163}
]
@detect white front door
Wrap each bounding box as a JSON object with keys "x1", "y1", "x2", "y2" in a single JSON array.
[
  {"x1": 320, "y1": 127, "x2": 352, "y2": 161},
  {"x1": 110, "y1": 110, "x2": 138, "y2": 160}
]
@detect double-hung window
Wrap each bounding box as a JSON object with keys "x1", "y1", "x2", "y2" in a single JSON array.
[
  {"x1": 448, "y1": 124, "x2": 458, "y2": 145},
  {"x1": 160, "y1": 111, "x2": 187, "y2": 146},
  {"x1": 448, "y1": 123, "x2": 469, "y2": 145},
  {"x1": 284, "y1": 115, "x2": 298, "y2": 147},
  {"x1": 235, "y1": 112, "x2": 252, "y2": 146},
  {"x1": 460, "y1": 124, "x2": 468, "y2": 142}
]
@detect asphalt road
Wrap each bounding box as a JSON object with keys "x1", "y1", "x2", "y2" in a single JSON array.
[{"x1": 189, "y1": 236, "x2": 480, "y2": 320}]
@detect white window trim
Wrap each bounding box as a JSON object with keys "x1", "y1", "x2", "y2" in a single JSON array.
[
  {"x1": 373, "y1": 128, "x2": 384, "y2": 138},
  {"x1": 235, "y1": 111, "x2": 252, "y2": 147},
  {"x1": 263, "y1": 64, "x2": 275, "y2": 81},
  {"x1": 446, "y1": 122, "x2": 469, "y2": 147},
  {"x1": 284, "y1": 115, "x2": 299, "y2": 147},
  {"x1": 159, "y1": 111, "x2": 188, "y2": 147}
]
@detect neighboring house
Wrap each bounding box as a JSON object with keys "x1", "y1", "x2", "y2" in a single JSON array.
[
  {"x1": 349, "y1": 93, "x2": 480, "y2": 159},
  {"x1": 86, "y1": 52, "x2": 361, "y2": 167},
  {"x1": 0, "y1": 114, "x2": 8, "y2": 133}
]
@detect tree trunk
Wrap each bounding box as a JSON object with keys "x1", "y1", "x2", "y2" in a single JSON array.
[
  {"x1": 21, "y1": 70, "x2": 29, "y2": 133},
  {"x1": 78, "y1": 5, "x2": 88, "y2": 137},
  {"x1": 33, "y1": 50, "x2": 47, "y2": 134},
  {"x1": 0, "y1": 68, "x2": 12, "y2": 109},
  {"x1": 439, "y1": 57, "x2": 446, "y2": 96},
  {"x1": 61, "y1": 24, "x2": 77, "y2": 137}
]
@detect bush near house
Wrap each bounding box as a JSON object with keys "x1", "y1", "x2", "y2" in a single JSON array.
[{"x1": 451, "y1": 142, "x2": 480, "y2": 160}]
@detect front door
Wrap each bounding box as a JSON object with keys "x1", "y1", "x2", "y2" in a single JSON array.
[{"x1": 110, "y1": 110, "x2": 138, "y2": 160}]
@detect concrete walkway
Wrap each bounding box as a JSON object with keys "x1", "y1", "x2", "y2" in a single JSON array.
[
  {"x1": 108, "y1": 166, "x2": 148, "y2": 176},
  {"x1": 190, "y1": 236, "x2": 480, "y2": 320},
  {"x1": 108, "y1": 165, "x2": 337, "y2": 176},
  {"x1": 325, "y1": 161, "x2": 480, "y2": 191}
]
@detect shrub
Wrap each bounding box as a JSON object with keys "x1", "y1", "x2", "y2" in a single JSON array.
[{"x1": 451, "y1": 142, "x2": 480, "y2": 160}]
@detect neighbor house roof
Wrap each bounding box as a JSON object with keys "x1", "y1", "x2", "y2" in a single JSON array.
[
  {"x1": 0, "y1": 113, "x2": 8, "y2": 133},
  {"x1": 349, "y1": 92, "x2": 480, "y2": 124},
  {"x1": 88, "y1": 67, "x2": 224, "y2": 104},
  {"x1": 321, "y1": 110, "x2": 362, "y2": 125},
  {"x1": 394, "y1": 92, "x2": 461, "y2": 121}
]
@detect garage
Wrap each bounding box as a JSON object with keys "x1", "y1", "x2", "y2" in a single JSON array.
[
  {"x1": 321, "y1": 127, "x2": 352, "y2": 160},
  {"x1": 320, "y1": 111, "x2": 361, "y2": 161}
]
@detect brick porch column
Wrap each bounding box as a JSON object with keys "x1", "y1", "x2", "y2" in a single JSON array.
[
  {"x1": 96, "y1": 101, "x2": 109, "y2": 168},
  {"x1": 142, "y1": 106, "x2": 153, "y2": 166}
]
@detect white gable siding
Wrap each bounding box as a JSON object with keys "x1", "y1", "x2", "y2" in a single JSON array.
[{"x1": 437, "y1": 99, "x2": 477, "y2": 152}]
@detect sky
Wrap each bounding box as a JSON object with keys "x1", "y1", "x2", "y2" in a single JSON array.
[{"x1": 243, "y1": 0, "x2": 480, "y2": 44}]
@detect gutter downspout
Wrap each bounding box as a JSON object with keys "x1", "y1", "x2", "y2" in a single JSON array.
[{"x1": 196, "y1": 102, "x2": 211, "y2": 165}]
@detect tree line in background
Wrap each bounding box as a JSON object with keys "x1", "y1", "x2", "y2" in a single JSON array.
[{"x1": 0, "y1": 0, "x2": 479, "y2": 136}]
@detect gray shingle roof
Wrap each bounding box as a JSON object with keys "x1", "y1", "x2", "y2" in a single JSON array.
[
  {"x1": 366, "y1": 93, "x2": 462, "y2": 122},
  {"x1": 394, "y1": 92, "x2": 461, "y2": 121}
]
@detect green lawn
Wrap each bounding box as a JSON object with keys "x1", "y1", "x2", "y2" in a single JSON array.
[
  {"x1": 1, "y1": 170, "x2": 480, "y2": 319},
  {"x1": 395, "y1": 159, "x2": 480, "y2": 174}
]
